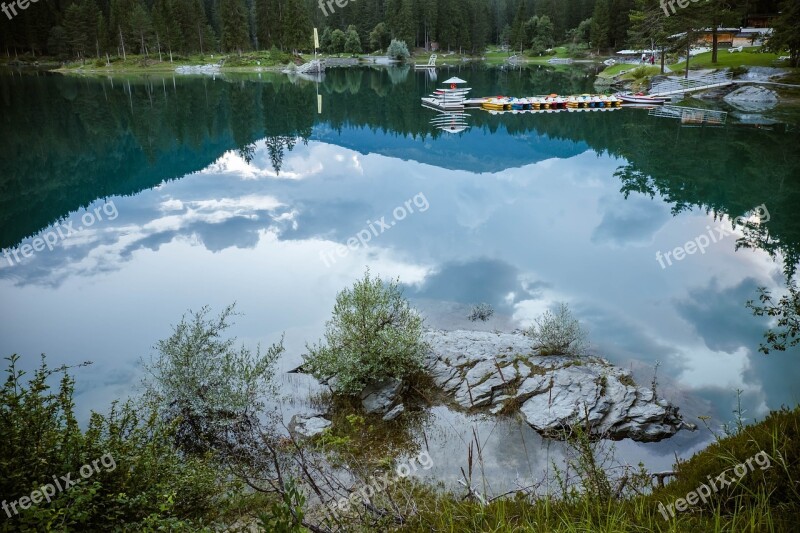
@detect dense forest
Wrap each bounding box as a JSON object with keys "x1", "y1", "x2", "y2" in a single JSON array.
[{"x1": 0, "y1": 0, "x2": 785, "y2": 60}]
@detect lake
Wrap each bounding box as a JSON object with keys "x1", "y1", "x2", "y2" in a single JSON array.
[{"x1": 1, "y1": 65, "x2": 798, "y2": 492}]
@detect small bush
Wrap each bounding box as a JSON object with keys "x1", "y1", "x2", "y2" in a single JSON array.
[
  {"x1": 729, "y1": 65, "x2": 748, "y2": 77},
  {"x1": 304, "y1": 270, "x2": 426, "y2": 394},
  {"x1": 631, "y1": 65, "x2": 651, "y2": 79},
  {"x1": 524, "y1": 302, "x2": 588, "y2": 356},
  {"x1": 387, "y1": 39, "x2": 411, "y2": 61},
  {"x1": 141, "y1": 304, "x2": 284, "y2": 457},
  {"x1": 468, "y1": 303, "x2": 494, "y2": 322}
]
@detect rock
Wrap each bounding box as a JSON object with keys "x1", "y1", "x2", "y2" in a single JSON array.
[
  {"x1": 423, "y1": 329, "x2": 692, "y2": 442},
  {"x1": 361, "y1": 378, "x2": 405, "y2": 414},
  {"x1": 175, "y1": 64, "x2": 221, "y2": 75},
  {"x1": 289, "y1": 414, "x2": 331, "y2": 438},
  {"x1": 737, "y1": 67, "x2": 787, "y2": 82},
  {"x1": 382, "y1": 404, "x2": 405, "y2": 421},
  {"x1": 723, "y1": 86, "x2": 778, "y2": 112}
]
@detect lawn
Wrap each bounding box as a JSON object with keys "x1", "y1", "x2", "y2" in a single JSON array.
[
  {"x1": 598, "y1": 62, "x2": 639, "y2": 78},
  {"x1": 671, "y1": 46, "x2": 784, "y2": 71}
]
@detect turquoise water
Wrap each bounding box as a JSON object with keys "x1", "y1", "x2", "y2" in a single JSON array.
[{"x1": 1, "y1": 66, "x2": 798, "y2": 489}]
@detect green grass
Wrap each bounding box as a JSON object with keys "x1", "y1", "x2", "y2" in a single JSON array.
[
  {"x1": 598, "y1": 62, "x2": 639, "y2": 78},
  {"x1": 391, "y1": 406, "x2": 800, "y2": 532},
  {"x1": 671, "y1": 46, "x2": 784, "y2": 72},
  {"x1": 619, "y1": 65, "x2": 662, "y2": 80},
  {"x1": 41, "y1": 51, "x2": 293, "y2": 73}
]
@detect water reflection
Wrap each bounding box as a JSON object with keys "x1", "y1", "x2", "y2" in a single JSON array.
[{"x1": 0, "y1": 67, "x2": 798, "y2": 491}]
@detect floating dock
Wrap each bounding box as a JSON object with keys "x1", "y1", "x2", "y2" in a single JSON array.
[{"x1": 475, "y1": 94, "x2": 622, "y2": 111}]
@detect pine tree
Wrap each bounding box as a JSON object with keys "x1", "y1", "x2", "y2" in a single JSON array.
[
  {"x1": 219, "y1": 0, "x2": 249, "y2": 52},
  {"x1": 510, "y1": 0, "x2": 527, "y2": 53},
  {"x1": 369, "y1": 22, "x2": 389, "y2": 52},
  {"x1": 320, "y1": 26, "x2": 333, "y2": 53},
  {"x1": 281, "y1": 0, "x2": 310, "y2": 53},
  {"x1": 254, "y1": 0, "x2": 280, "y2": 50},
  {"x1": 767, "y1": 0, "x2": 800, "y2": 67},
  {"x1": 590, "y1": 0, "x2": 611, "y2": 51}
]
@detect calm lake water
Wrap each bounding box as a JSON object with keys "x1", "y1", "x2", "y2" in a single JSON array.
[{"x1": 1, "y1": 65, "x2": 799, "y2": 492}]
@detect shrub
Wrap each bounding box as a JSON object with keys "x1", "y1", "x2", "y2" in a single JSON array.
[
  {"x1": 387, "y1": 39, "x2": 410, "y2": 61},
  {"x1": 141, "y1": 304, "x2": 284, "y2": 457},
  {"x1": 524, "y1": 302, "x2": 588, "y2": 356},
  {"x1": 0, "y1": 354, "x2": 245, "y2": 530},
  {"x1": 303, "y1": 270, "x2": 426, "y2": 395},
  {"x1": 468, "y1": 303, "x2": 494, "y2": 322},
  {"x1": 631, "y1": 65, "x2": 651, "y2": 79}
]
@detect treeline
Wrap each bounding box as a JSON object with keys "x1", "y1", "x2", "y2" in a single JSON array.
[{"x1": 0, "y1": 0, "x2": 786, "y2": 60}]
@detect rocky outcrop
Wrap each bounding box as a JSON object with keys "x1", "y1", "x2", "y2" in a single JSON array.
[{"x1": 423, "y1": 330, "x2": 694, "y2": 442}]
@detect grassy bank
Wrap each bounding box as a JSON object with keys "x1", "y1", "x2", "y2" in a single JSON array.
[
  {"x1": 395, "y1": 406, "x2": 800, "y2": 532},
  {"x1": 3, "y1": 51, "x2": 294, "y2": 73},
  {"x1": 671, "y1": 47, "x2": 785, "y2": 72}
]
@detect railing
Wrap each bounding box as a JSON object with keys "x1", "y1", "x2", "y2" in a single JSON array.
[
  {"x1": 650, "y1": 71, "x2": 733, "y2": 96},
  {"x1": 649, "y1": 105, "x2": 728, "y2": 125}
]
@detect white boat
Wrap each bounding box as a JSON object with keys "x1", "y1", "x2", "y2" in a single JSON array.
[{"x1": 616, "y1": 92, "x2": 668, "y2": 105}]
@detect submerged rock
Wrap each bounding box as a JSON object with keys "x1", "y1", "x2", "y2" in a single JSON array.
[
  {"x1": 723, "y1": 86, "x2": 778, "y2": 112},
  {"x1": 423, "y1": 329, "x2": 694, "y2": 442},
  {"x1": 289, "y1": 414, "x2": 331, "y2": 438},
  {"x1": 382, "y1": 404, "x2": 406, "y2": 421}
]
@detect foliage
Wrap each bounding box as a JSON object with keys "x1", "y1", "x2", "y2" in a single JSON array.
[
  {"x1": 524, "y1": 302, "x2": 588, "y2": 356},
  {"x1": 141, "y1": 304, "x2": 284, "y2": 457},
  {"x1": 0, "y1": 354, "x2": 245, "y2": 531},
  {"x1": 765, "y1": 0, "x2": 800, "y2": 67},
  {"x1": 304, "y1": 270, "x2": 426, "y2": 395},
  {"x1": 369, "y1": 22, "x2": 390, "y2": 52},
  {"x1": 344, "y1": 26, "x2": 362, "y2": 55},
  {"x1": 467, "y1": 303, "x2": 494, "y2": 322},
  {"x1": 330, "y1": 29, "x2": 346, "y2": 55},
  {"x1": 219, "y1": 0, "x2": 250, "y2": 53},
  {"x1": 400, "y1": 406, "x2": 800, "y2": 533},
  {"x1": 526, "y1": 15, "x2": 555, "y2": 56},
  {"x1": 747, "y1": 281, "x2": 800, "y2": 354},
  {"x1": 320, "y1": 27, "x2": 332, "y2": 53},
  {"x1": 256, "y1": 479, "x2": 307, "y2": 532},
  {"x1": 387, "y1": 39, "x2": 411, "y2": 61}
]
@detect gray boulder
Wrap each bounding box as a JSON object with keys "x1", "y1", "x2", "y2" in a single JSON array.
[
  {"x1": 289, "y1": 414, "x2": 331, "y2": 438},
  {"x1": 723, "y1": 86, "x2": 778, "y2": 112},
  {"x1": 360, "y1": 378, "x2": 405, "y2": 414}
]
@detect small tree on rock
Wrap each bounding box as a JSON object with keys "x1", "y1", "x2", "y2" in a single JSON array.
[
  {"x1": 525, "y1": 302, "x2": 588, "y2": 356},
  {"x1": 304, "y1": 269, "x2": 426, "y2": 395}
]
